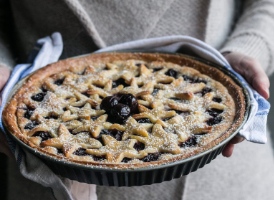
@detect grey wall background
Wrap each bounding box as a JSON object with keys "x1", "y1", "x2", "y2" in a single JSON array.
[{"x1": 268, "y1": 74, "x2": 274, "y2": 147}]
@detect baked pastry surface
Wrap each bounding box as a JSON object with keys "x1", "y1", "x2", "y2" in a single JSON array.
[{"x1": 2, "y1": 53, "x2": 245, "y2": 168}]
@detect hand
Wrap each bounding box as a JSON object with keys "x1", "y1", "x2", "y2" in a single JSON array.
[
  {"x1": 0, "y1": 64, "x2": 13, "y2": 158},
  {"x1": 221, "y1": 52, "x2": 270, "y2": 157}
]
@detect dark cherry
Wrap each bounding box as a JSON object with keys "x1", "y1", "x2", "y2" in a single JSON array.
[
  {"x1": 33, "y1": 131, "x2": 52, "y2": 141},
  {"x1": 153, "y1": 68, "x2": 163, "y2": 72},
  {"x1": 90, "y1": 116, "x2": 99, "y2": 121},
  {"x1": 113, "y1": 93, "x2": 124, "y2": 98},
  {"x1": 202, "y1": 87, "x2": 212, "y2": 96},
  {"x1": 162, "y1": 117, "x2": 173, "y2": 121},
  {"x1": 106, "y1": 114, "x2": 115, "y2": 123},
  {"x1": 110, "y1": 104, "x2": 131, "y2": 124},
  {"x1": 74, "y1": 104, "x2": 85, "y2": 109},
  {"x1": 195, "y1": 132, "x2": 208, "y2": 136},
  {"x1": 112, "y1": 78, "x2": 129, "y2": 88},
  {"x1": 72, "y1": 131, "x2": 89, "y2": 136},
  {"x1": 206, "y1": 116, "x2": 223, "y2": 126},
  {"x1": 136, "y1": 118, "x2": 152, "y2": 123},
  {"x1": 31, "y1": 92, "x2": 46, "y2": 102},
  {"x1": 93, "y1": 155, "x2": 106, "y2": 161},
  {"x1": 136, "y1": 63, "x2": 148, "y2": 67},
  {"x1": 57, "y1": 148, "x2": 63, "y2": 154},
  {"x1": 165, "y1": 69, "x2": 178, "y2": 78},
  {"x1": 121, "y1": 158, "x2": 132, "y2": 163},
  {"x1": 24, "y1": 108, "x2": 34, "y2": 119},
  {"x1": 152, "y1": 88, "x2": 160, "y2": 96},
  {"x1": 44, "y1": 113, "x2": 59, "y2": 120},
  {"x1": 81, "y1": 91, "x2": 89, "y2": 97},
  {"x1": 41, "y1": 87, "x2": 48, "y2": 93},
  {"x1": 197, "y1": 79, "x2": 207, "y2": 84},
  {"x1": 179, "y1": 136, "x2": 197, "y2": 148},
  {"x1": 182, "y1": 75, "x2": 193, "y2": 82},
  {"x1": 73, "y1": 148, "x2": 88, "y2": 156},
  {"x1": 175, "y1": 110, "x2": 190, "y2": 116},
  {"x1": 63, "y1": 107, "x2": 67, "y2": 111},
  {"x1": 182, "y1": 75, "x2": 207, "y2": 84},
  {"x1": 100, "y1": 96, "x2": 119, "y2": 113},
  {"x1": 134, "y1": 142, "x2": 145, "y2": 152},
  {"x1": 138, "y1": 83, "x2": 144, "y2": 88},
  {"x1": 206, "y1": 109, "x2": 223, "y2": 117},
  {"x1": 24, "y1": 121, "x2": 39, "y2": 130},
  {"x1": 195, "y1": 87, "x2": 212, "y2": 96},
  {"x1": 80, "y1": 68, "x2": 86, "y2": 75},
  {"x1": 158, "y1": 80, "x2": 173, "y2": 85},
  {"x1": 142, "y1": 153, "x2": 161, "y2": 162},
  {"x1": 68, "y1": 129, "x2": 74, "y2": 135},
  {"x1": 170, "y1": 97, "x2": 181, "y2": 102},
  {"x1": 119, "y1": 94, "x2": 138, "y2": 113},
  {"x1": 54, "y1": 78, "x2": 64, "y2": 86},
  {"x1": 99, "y1": 129, "x2": 124, "y2": 141},
  {"x1": 212, "y1": 97, "x2": 222, "y2": 103}
]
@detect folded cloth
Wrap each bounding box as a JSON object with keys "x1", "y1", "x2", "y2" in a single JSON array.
[
  {"x1": 0, "y1": 33, "x2": 75, "y2": 200},
  {"x1": 0, "y1": 34, "x2": 270, "y2": 200}
]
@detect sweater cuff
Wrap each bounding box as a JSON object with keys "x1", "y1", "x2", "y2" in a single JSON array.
[{"x1": 220, "y1": 33, "x2": 273, "y2": 74}]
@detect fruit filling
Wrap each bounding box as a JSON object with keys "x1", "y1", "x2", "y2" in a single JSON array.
[{"x1": 101, "y1": 93, "x2": 139, "y2": 124}]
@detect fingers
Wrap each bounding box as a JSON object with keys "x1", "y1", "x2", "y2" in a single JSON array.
[
  {"x1": 222, "y1": 143, "x2": 234, "y2": 157},
  {"x1": 251, "y1": 70, "x2": 269, "y2": 99},
  {"x1": 224, "y1": 52, "x2": 270, "y2": 99},
  {"x1": 222, "y1": 136, "x2": 245, "y2": 157},
  {"x1": 241, "y1": 56, "x2": 269, "y2": 99},
  {"x1": 0, "y1": 64, "x2": 11, "y2": 92},
  {"x1": 229, "y1": 136, "x2": 245, "y2": 144}
]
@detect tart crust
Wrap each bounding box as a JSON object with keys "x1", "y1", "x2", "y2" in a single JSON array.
[{"x1": 2, "y1": 53, "x2": 246, "y2": 169}]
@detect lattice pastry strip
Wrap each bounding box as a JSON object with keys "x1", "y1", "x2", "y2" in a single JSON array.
[
  {"x1": 130, "y1": 124, "x2": 181, "y2": 155},
  {"x1": 72, "y1": 115, "x2": 108, "y2": 137},
  {"x1": 40, "y1": 124, "x2": 102, "y2": 157},
  {"x1": 86, "y1": 135, "x2": 146, "y2": 163}
]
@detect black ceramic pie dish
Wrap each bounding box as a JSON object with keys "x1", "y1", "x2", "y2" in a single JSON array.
[{"x1": 3, "y1": 52, "x2": 251, "y2": 186}]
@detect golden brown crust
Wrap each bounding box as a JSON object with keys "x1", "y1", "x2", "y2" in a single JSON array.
[{"x1": 2, "y1": 52, "x2": 246, "y2": 169}]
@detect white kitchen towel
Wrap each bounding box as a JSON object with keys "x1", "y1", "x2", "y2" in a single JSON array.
[
  {"x1": 0, "y1": 32, "x2": 76, "y2": 200},
  {"x1": 0, "y1": 34, "x2": 270, "y2": 200}
]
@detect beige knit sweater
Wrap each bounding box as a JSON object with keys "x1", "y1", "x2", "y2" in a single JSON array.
[
  {"x1": 1, "y1": 1, "x2": 274, "y2": 200},
  {"x1": 1, "y1": 0, "x2": 274, "y2": 75}
]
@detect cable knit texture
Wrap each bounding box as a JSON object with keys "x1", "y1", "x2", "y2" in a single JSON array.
[
  {"x1": 220, "y1": 0, "x2": 274, "y2": 74},
  {"x1": 2, "y1": 0, "x2": 274, "y2": 74}
]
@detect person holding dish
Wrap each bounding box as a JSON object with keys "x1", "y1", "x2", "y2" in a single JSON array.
[{"x1": 0, "y1": 0, "x2": 274, "y2": 200}]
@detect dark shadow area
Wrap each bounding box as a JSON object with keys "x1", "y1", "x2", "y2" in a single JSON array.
[
  {"x1": 267, "y1": 74, "x2": 274, "y2": 150},
  {"x1": 0, "y1": 153, "x2": 7, "y2": 200}
]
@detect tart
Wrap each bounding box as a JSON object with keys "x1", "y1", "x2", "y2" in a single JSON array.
[{"x1": 2, "y1": 53, "x2": 245, "y2": 168}]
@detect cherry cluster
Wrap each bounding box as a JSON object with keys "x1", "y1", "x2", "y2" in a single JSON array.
[{"x1": 100, "y1": 93, "x2": 139, "y2": 124}]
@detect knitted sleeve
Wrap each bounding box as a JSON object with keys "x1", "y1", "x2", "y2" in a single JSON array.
[
  {"x1": 220, "y1": 0, "x2": 274, "y2": 75},
  {"x1": 0, "y1": 0, "x2": 15, "y2": 69}
]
